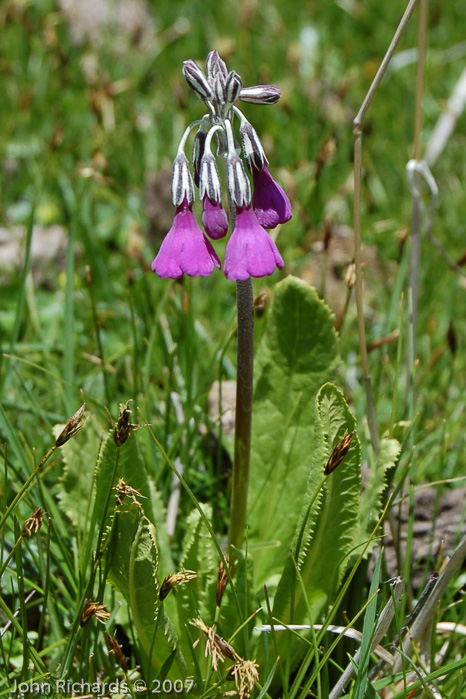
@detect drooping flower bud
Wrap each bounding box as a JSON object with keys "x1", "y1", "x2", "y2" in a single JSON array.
[
  {"x1": 252, "y1": 166, "x2": 292, "y2": 229},
  {"x1": 239, "y1": 85, "x2": 281, "y2": 105},
  {"x1": 212, "y1": 73, "x2": 227, "y2": 108},
  {"x1": 240, "y1": 120, "x2": 268, "y2": 172},
  {"x1": 225, "y1": 71, "x2": 242, "y2": 104},
  {"x1": 192, "y1": 128, "x2": 207, "y2": 187},
  {"x1": 205, "y1": 50, "x2": 228, "y2": 82},
  {"x1": 226, "y1": 155, "x2": 251, "y2": 209},
  {"x1": 182, "y1": 59, "x2": 214, "y2": 101},
  {"x1": 199, "y1": 153, "x2": 222, "y2": 204},
  {"x1": 172, "y1": 153, "x2": 195, "y2": 207}
]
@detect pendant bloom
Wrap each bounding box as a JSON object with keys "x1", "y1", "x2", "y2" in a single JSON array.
[
  {"x1": 152, "y1": 200, "x2": 221, "y2": 279},
  {"x1": 224, "y1": 206, "x2": 284, "y2": 281},
  {"x1": 252, "y1": 166, "x2": 292, "y2": 229},
  {"x1": 202, "y1": 197, "x2": 229, "y2": 240},
  {"x1": 151, "y1": 51, "x2": 292, "y2": 282}
]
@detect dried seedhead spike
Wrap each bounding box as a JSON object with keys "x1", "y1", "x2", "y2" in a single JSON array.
[
  {"x1": 324, "y1": 432, "x2": 354, "y2": 476},
  {"x1": 113, "y1": 477, "x2": 145, "y2": 506},
  {"x1": 190, "y1": 617, "x2": 240, "y2": 671},
  {"x1": 55, "y1": 404, "x2": 87, "y2": 447},
  {"x1": 159, "y1": 570, "x2": 198, "y2": 601},
  {"x1": 228, "y1": 658, "x2": 260, "y2": 699},
  {"x1": 112, "y1": 400, "x2": 141, "y2": 447},
  {"x1": 22, "y1": 508, "x2": 44, "y2": 537},
  {"x1": 80, "y1": 600, "x2": 110, "y2": 627},
  {"x1": 105, "y1": 632, "x2": 128, "y2": 671}
]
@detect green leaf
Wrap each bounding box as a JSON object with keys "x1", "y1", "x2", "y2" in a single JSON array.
[
  {"x1": 107, "y1": 503, "x2": 186, "y2": 678},
  {"x1": 175, "y1": 506, "x2": 218, "y2": 644},
  {"x1": 53, "y1": 417, "x2": 101, "y2": 532},
  {"x1": 354, "y1": 553, "x2": 382, "y2": 699},
  {"x1": 273, "y1": 384, "x2": 361, "y2": 626},
  {"x1": 247, "y1": 277, "x2": 339, "y2": 589},
  {"x1": 354, "y1": 437, "x2": 400, "y2": 557},
  {"x1": 55, "y1": 414, "x2": 173, "y2": 575}
]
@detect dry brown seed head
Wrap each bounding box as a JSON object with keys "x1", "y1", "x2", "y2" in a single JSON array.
[
  {"x1": 114, "y1": 400, "x2": 136, "y2": 446},
  {"x1": 229, "y1": 659, "x2": 260, "y2": 698},
  {"x1": 344, "y1": 262, "x2": 356, "y2": 288},
  {"x1": 216, "y1": 554, "x2": 230, "y2": 607},
  {"x1": 105, "y1": 632, "x2": 128, "y2": 671},
  {"x1": 324, "y1": 432, "x2": 354, "y2": 475},
  {"x1": 159, "y1": 570, "x2": 198, "y2": 601},
  {"x1": 56, "y1": 404, "x2": 87, "y2": 447},
  {"x1": 22, "y1": 508, "x2": 44, "y2": 537},
  {"x1": 189, "y1": 617, "x2": 240, "y2": 671},
  {"x1": 113, "y1": 477, "x2": 145, "y2": 506},
  {"x1": 80, "y1": 600, "x2": 110, "y2": 627}
]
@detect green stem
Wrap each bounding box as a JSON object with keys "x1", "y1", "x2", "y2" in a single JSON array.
[
  {"x1": 0, "y1": 445, "x2": 56, "y2": 533},
  {"x1": 228, "y1": 278, "x2": 254, "y2": 555}
]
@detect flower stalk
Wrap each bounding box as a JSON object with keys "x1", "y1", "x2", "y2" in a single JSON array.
[{"x1": 228, "y1": 277, "x2": 254, "y2": 556}]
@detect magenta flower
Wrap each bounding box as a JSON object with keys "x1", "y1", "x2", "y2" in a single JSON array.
[
  {"x1": 224, "y1": 206, "x2": 284, "y2": 281},
  {"x1": 252, "y1": 166, "x2": 292, "y2": 229},
  {"x1": 201, "y1": 197, "x2": 229, "y2": 240},
  {"x1": 152, "y1": 200, "x2": 221, "y2": 279}
]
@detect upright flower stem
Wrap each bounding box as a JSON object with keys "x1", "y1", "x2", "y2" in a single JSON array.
[{"x1": 228, "y1": 278, "x2": 254, "y2": 556}]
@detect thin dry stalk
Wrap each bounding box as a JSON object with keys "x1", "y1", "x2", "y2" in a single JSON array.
[
  {"x1": 392, "y1": 536, "x2": 466, "y2": 674},
  {"x1": 408, "y1": 0, "x2": 428, "y2": 398},
  {"x1": 352, "y1": 0, "x2": 419, "y2": 457}
]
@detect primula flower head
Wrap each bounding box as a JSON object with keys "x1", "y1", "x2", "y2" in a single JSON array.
[
  {"x1": 252, "y1": 166, "x2": 292, "y2": 229},
  {"x1": 202, "y1": 197, "x2": 229, "y2": 240},
  {"x1": 152, "y1": 51, "x2": 291, "y2": 281},
  {"x1": 224, "y1": 206, "x2": 284, "y2": 281},
  {"x1": 152, "y1": 200, "x2": 221, "y2": 279}
]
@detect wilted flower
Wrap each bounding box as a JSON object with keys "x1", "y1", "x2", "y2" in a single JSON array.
[
  {"x1": 224, "y1": 207, "x2": 284, "y2": 281},
  {"x1": 252, "y1": 166, "x2": 292, "y2": 229},
  {"x1": 151, "y1": 199, "x2": 221, "y2": 279}
]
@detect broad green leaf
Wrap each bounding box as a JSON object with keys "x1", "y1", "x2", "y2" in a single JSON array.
[
  {"x1": 53, "y1": 417, "x2": 102, "y2": 532},
  {"x1": 175, "y1": 506, "x2": 218, "y2": 652},
  {"x1": 247, "y1": 277, "x2": 339, "y2": 588},
  {"x1": 354, "y1": 437, "x2": 400, "y2": 557},
  {"x1": 273, "y1": 384, "x2": 361, "y2": 626},
  {"x1": 55, "y1": 414, "x2": 173, "y2": 574},
  {"x1": 107, "y1": 503, "x2": 186, "y2": 677}
]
